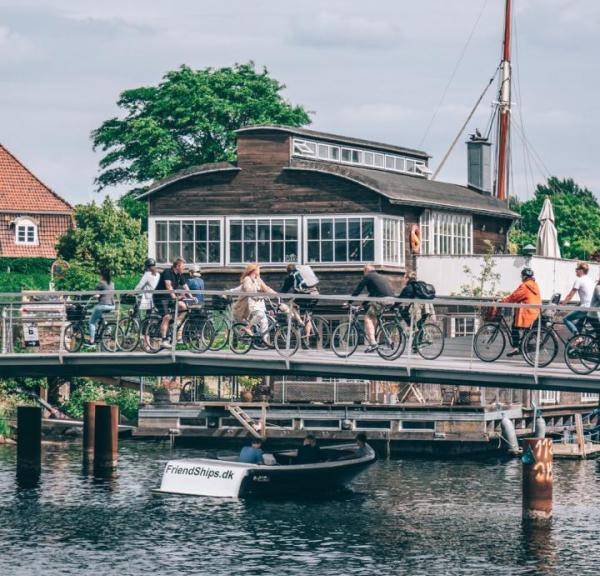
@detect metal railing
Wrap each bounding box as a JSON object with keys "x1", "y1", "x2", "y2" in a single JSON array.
[{"x1": 1, "y1": 288, "x2": 600, "y2": 382}]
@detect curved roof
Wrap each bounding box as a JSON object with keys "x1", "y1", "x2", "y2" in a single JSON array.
[
  {"x1": 286, "y1": 159, "x2": 518, "y2": 218},
  {"x1": 236, "y1": 125, "x2": 430, "y2": 160}
]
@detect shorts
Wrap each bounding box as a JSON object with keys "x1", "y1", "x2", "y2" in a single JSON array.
[
  {"x1": 156, "y1": 298, "x2": 174, "y2": 317},
  {"x1": 367, "y1": 302, "x2": 384, "y2": 318},
  {"x1": 298, "y1": 298, "x2": 318, "y2": 314}
]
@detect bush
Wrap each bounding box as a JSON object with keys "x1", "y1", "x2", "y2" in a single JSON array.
[
  {"x1": 0, "y1": 272, "x2": 50, "y2": 292},
  {"x1": 0, "y1": 257, "x2": 53, "y2": 275}
]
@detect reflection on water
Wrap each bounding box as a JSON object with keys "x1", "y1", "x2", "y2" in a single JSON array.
[{"x1": 1, "y1": 441, "x2": 599, "y2": 575}]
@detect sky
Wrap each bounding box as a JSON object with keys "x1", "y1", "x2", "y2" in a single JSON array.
[{"x1": 1, "y1": 0, "x2": 599, "y2": 206}]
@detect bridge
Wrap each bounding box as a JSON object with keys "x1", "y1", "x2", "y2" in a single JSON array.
[{"x1": 1, "y1": 289, "x2": 599, "y2": 393}]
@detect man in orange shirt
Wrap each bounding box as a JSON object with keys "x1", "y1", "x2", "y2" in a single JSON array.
[{"x1": 501, "y1": 267, "x2": 542, "y2": 357}]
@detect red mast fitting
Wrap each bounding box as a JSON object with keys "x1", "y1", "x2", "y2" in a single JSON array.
[{"x1": 496, "y1": 0, "x2": 512, "y2": 201}]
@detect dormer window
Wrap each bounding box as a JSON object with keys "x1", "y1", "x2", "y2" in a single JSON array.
[{"x1": 14, "y1": 217, "x2": 38, "y2": 245}]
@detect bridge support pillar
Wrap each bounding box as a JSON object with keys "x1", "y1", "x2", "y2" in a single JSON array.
[
  {"x1": 522, "y1": 437, "x2": 553, "y2": 521},
  {"x1": 94, "y1": 404, "x2": 119, "y2": 475},
  {"x1": 17, "y1": 406, "x2": 42, "y2": 485},
  {"x1": 83, "y1": 401, "x2": 105, "y2": 467}
]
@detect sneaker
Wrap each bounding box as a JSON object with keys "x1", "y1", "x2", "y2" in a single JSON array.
[
  {"x1": 161, "y1": 339, "x2": 172, "y2": 350},
  {"x1": 82, "y1": 341, "x2": 96, "y2": 350},
  {"x1": 365, "y1": 344, "x2": 379, "y2": 353},
  {"x1": 506, "y1": 349, "x2": 521, "y2": 357}
]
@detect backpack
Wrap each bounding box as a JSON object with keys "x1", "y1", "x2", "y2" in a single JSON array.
[
  {"x1": 294, "y1": 265, "x2": 320, "y2": 292},
  {"x1": 413, "y1": 280, "x2": 436, "y2": 300}
]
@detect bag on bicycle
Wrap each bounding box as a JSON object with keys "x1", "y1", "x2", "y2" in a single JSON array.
[
  {"x1": 412, "y1": 281, "x2": 436, "y2": 300},
  {"x1": 294, "y1": 265, "x2": 320, "y2": 292}
]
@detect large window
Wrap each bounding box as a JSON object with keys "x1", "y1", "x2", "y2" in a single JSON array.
[
  {"x1": 306, "y1": 216, "x2": 374, "y2": 263},
  {"x1": 382, "y1": 217, "x2": 405, "y2": 265},
  {"x1": 154, "y1": 219, "x2": 221, "y2": 264},
  {"x1": 419, "y1": 210, "x2": 472, "y2": 256},
  {"x1": 228, "y1": 218, "x2": 299, "y2": 264},
  {"x1": 15, "y1": 218, "x2": 38, "y2": 245}
]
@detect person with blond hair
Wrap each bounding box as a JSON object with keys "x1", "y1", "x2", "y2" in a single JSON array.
[{"x1": 562, "y1": 261, "x2": 595, "y2": 335}]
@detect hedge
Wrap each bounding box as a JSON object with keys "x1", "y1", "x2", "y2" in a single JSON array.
[{"x1": 0, "y1": 257, "x2": 54, "y2": 275}]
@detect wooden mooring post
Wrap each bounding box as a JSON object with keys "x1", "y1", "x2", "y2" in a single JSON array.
[
  {"x1": 522, "y1": 437, "x2": 553, "y2": 521},
  {"x1": 93, "y1": 404, "x2": 119, "y2": 475},
  {"x1": 83, "y1": 401, "x2": 105, "y2": 467},
  {"x1": 16, "y1": 406, "x2": 42, "y2": 483}
]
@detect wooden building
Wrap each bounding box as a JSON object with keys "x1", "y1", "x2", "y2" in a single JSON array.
[
  {"x1": 0, "y1": 144, "x2": 72, "y2": 258},
  {"x1": 142, "y1": 125, "x2": 518, "y2": 292}
]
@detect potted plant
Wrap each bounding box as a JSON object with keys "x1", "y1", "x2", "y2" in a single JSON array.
[{"x1": 238, "y1": 376, "x2": 263, "y2": 402}]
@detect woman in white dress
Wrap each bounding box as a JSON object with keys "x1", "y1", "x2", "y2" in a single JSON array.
[{"x1": 135, "y1": 258, "x2": 161, "y2": 314}]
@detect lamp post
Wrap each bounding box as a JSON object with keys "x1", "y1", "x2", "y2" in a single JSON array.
[{"x1": 522, "y1": 244, "x2": 536, "y2": 265}]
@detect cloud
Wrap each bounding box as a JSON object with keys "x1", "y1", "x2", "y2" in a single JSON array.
[
  {"x1": 0, "y1": 25, "x2": 36, "y2": 66},
  {"x1": 290, "y1": 12, "x2": 401, "y2": 50}
]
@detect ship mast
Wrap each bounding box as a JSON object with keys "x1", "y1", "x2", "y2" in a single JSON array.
[{"x1": 496, "y1": 0, "x2": 512, "y2": 201}]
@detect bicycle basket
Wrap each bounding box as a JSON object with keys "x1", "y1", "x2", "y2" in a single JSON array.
[
  {"x1": 482, "y1": 305, "x2": 500, "y2": 322},
  {"x1": 211, "y1": 295, "x2": 230, "y2": 310},
  {"x1": 66, "y1": 303, "x2": 85, "y2": 321}
]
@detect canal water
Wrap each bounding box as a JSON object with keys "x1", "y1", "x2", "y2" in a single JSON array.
[{"x1": 1, "y1": 440, "x2": 599, "y2": 575}]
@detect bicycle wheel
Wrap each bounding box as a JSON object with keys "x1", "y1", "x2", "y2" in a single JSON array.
[
  {"x1": 142, "y1": 317, "x2": 163, "y2": 354},
  {"x1": 376, "y1": 320, "x2": 406, "y2": 360},
  {"x1": 230, "y1": 322, "x2": 253, "y2": 354},
  {"x1": 306, "y1": 315, "x2": 331, "y2": 350},
  {"x1": 474, "y1": 322, "x2": 506, "y2": 362},
  {"x1": 63, "y1": 322, "x2": 84, "y2": 352},
  {"x1": 275, "y1": 325, "x2": 301, "y2": 358},
  {"x1": 183, "y1": 317, "x2": 214, "y2": 353},
  {"x1": 416, "y1": 323, "x2": 444, "y2": 360},
  {"x1": 521, "y1": 328, "x2": 558, "y2": 368},
  {"x1": 99, "y1": 322, "x2": 120, "y2": 352},
  {"x1": 252, "y1": 316, "x2": 277, "y2": 350},
  {"x1": 208, "y1": 314, "x2": 230, "y2": 351},
  {"x1": 331, "y1": 322, "x2": 359, "y2": 358},
  {"x1": 117, "y1": 317, "x2": 140, "y2": 352},
  {"x1": 565, "y1": 334, "x2": 600, "y2": 375}
]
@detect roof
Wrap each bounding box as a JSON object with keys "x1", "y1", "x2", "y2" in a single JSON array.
[
  {"x1": 236, "y1": 125, "x2": 430, "y2": 160},
  {"x1": 286, "y1": 159, "x2": 518, "y2": 218},
  {"x1": 0, "y1": 144, "x2": 72, "y2": 213},
  {"x1": 137, "y1": 162, "x2": 240, "y2": 199}
]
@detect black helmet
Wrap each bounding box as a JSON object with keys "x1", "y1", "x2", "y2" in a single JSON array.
[
  {"x1": 144, "y1": 258, "x2": 156, "y2": 269},
  {"x1": 521, "y1": 267, "x2": 534, "y2": 278}
]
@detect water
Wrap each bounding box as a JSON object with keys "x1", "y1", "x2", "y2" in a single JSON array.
[{"x1": 1, "y1": 441, "x2": 599, "y2": 575}]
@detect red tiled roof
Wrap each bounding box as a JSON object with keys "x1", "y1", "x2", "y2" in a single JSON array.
[
  {"x1": 0, "y1": 213, "x2": 72, "y2": 258},
  {"x1": 0, "y1": 144, "x2": 72, "y2": 213}
]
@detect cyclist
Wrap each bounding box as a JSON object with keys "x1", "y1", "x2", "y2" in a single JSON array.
[
  {"x1": 398, "y1": 272, "x2": 432, "y2": 332},
  {"x1": 350, "y1": 264, "x2": 394, "y2": 353},
  {"x1": 500, "y1": 267, "x2": 541, "y2": 357},
  {"x1": 561, "y1": 262, "x2": 595, "y2": 335},
  {"x1": 134, "y1": 258, "x2": 160, "y2": 314},
  {"x1": 86, "y1": 268, "x2": 114, "y2": 347},
  {"x1": 187, "y1": 264, "x2": 205, "y2": 305},
  {"x1": 232, "y1": 264, "x2": 278, "y2": 340},
  {"x1": 280, "y1": 263, "x2": 319, "y2": 343},
  {"x1": 154, "y1": 258, "x2": 191, "y2": 349}
]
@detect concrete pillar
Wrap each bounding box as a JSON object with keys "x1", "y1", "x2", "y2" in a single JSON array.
[
  {"x1": 94, "y1": 404, "x2": 119, "y2": 475},
  {"x1": 522, "y1": 437, "x2": 553, "y2": 521},
  {"x1": 17, "y1": 406, "x2": 42, "y2": 483},
  {"x1": 83, "y1": 401, "x2": 105, "y2": 466}
]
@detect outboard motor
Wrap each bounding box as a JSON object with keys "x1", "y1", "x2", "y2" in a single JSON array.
[
  {"x1": 534, "y1": 408, "x2": 546, "y2": 438},
  {"x1": 500, "y1": 413, "x2": 519, "y2": 454}
]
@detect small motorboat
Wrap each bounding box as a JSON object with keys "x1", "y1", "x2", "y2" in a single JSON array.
[{"x1": 155, "y1": 443, "x2": 376, "y2": 498}]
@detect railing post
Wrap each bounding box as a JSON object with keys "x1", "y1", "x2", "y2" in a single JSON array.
[
  {"x1": 1, "y1": 306, "x2": 6, "y2": 354},
  {"x1": 406, "y1": 306, "x2": 415, "y2": 378},
  {"x1": 533, "y1": 308, "x2": 542, "y2": 384},
  {"x1": 171, "y1": 293, "x2": 178, "y2": 363},
  {"x1": 114, "y1": 291, "x2": 121, "y2": 353},
  {"x1": 469, "y1": 305, "x2": 478, "y2": 370},
  {"x1": 334, "y1": 380, "x2": 338, "y2": 404}
]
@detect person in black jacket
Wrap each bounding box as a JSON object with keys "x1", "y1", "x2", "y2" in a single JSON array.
[
  {"x1": 351, "y1": 265, "x2": 394, "y2": 352},
  {"x1": 398, "y1": 272, "x2": 430, "y2": 329},
  {"x1": 296, "y1": 434, "x2": 322, "y2": 464}
]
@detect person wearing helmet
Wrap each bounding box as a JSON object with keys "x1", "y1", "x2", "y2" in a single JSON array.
[
  {"x1": 187, "y1": 264, "x2": 205, "y2": 305},
  {"x1": 500, "y1": 267, "x2": 541, "y2": 357},
  {"x1": 134, "y1": 257, "x2": 160, "y2": 313}
]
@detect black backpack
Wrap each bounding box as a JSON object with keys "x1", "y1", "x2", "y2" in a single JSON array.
[{"x1": 413, "y1": 280, "x2": 436, "y2": 300}]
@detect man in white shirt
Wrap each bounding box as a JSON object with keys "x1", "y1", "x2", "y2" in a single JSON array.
[{"x1": 561, "y1": 262, "x2": 595, "y2": 335}]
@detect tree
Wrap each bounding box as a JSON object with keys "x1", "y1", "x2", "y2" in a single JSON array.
[
  {"x1": 56, "y1": 197, "x2": 147, "y2": 281},
  {"x1": 509, "y1": 177, "x2": 600, "y2": 260},
  {"x1": 92, "y1": 62, "x2": 311, "y2": 194}
]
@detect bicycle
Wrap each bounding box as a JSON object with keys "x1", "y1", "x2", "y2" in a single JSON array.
[
  {"x1": 473, "y1": 305, "x2": 517, "y2": 362},
  {"x1": 287, "y1": 298, "x2": 331, "y2": 350},
  {"x1": 205, "y1": 295, "x2": 232, "y2": 351},
  {"x1": 564, "y1": 331, "x2": 600, "y2": 375},
  {"x1": 229, "y1": 299, "x2": 300, "y2": 357},
  {"x1": 63, "y1": 298, "x2": 120, "y2": 352}
]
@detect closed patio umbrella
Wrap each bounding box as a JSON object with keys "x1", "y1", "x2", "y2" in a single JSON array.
[{"x1": 536, "y1": 196, "x2": 561, "y2": 258}]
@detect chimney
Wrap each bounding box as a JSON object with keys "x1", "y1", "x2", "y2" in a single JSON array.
[{"x1": 467, "y1": 131, "x2": 492, "y2": 194}]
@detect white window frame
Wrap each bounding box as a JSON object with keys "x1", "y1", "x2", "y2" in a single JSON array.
[
  {"x1": 148, "y1": 216, "x2": 224, "y2": 266},
  {"x1": 304, "y1": 214, "x2": 377, "y2": 265},
  {"x1": 540, "y1": 390, "x2": 560, "y2": 405},
  {"x1": 225, "y1": 216, "x2": 301, "y2": 266},
  {"x1": 450, "y1": 316, "x2": 480, "y2": 338},
  {"x1": 419, "y1": 210, "x2": 473, "y2": 256},
  {"x1": 581, "y1": 392, "x2": 599, "y2": 403},
  {"x1": 382, "y1": 216, "x2": 405, "y2": 266},
  {"x1": 14, "y1": 218, "x2": 38, "y2": 245}
]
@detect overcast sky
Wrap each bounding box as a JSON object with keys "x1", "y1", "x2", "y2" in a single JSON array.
[{"x1": 1, "y1": 0, "x2": 598, "y2": 205}]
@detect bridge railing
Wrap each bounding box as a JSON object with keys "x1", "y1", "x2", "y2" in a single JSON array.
[{"x1": 0, "y1": 288, "x2": 598, "y2": 381}]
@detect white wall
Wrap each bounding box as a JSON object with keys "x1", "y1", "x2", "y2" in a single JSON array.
[{"x1": 416, "y1": 254, "x2": 600, "y2": 300}]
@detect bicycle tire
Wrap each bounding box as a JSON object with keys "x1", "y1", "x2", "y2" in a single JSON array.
[
  {"x1": 117, "y1": 317, "x2": 141, "y2": 352},
  {"x1": 63, "y1": 322, "x2": 84, "y2": 353},
  {"x1": 521, "y1": 327, "x2": 559, "y2": 368},
  {"x1": 230, "y1": 323, "x2": 253, "y2": 355},
  {"x1": 275, "y1": 325, "x2": 301, "y2": 358},
  {"x1": 183, "y1": 317, "x2": 214, "y2": 353},
  {"x1": 99, "y1": 321, "x2": 120, "y2": 353},
  {"x1": 208, "y1": 314, "x2": 230, "y2": 351},
  {"x1": 417, "y1": 323, "x2": 444, "y2": 360},
  {"x1": 376, "y1": 320, "x2": 406, "y2": 360},
  {"x1": 142, "y1": 317, "x2": 164, "y2": 354},
  {"x1": 474, "y1": 322, "x2": 506, "y2": 362},
  {"x1": 564, "y1": 334, "x2": 600, "y2": 375},
  {"x1": 306, "y1": 315, "x2": 331, "y2": 350},
  {"x1": 252, "y1": 316, "x2": 277, "y2": 350},
  {"x1": 331, "y1": 322, "x2": 359, "y2": 358}
]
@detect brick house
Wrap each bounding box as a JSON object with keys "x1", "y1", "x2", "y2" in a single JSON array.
[{"x1": 0, "y1": 144, "x2": 73, "y2": 258}]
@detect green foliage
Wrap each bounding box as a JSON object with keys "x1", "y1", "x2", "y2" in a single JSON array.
[
  {"x1": 0, "y1": 409, "x2": 9, "y2": 437},
  {"x1": 54, "y1": 261, "x2": 98, "y2": 291},
  {"x1": 509, "y1": 177, "x2": 600, "y2": 260},
  {"x1": 91, "y1": 63, "x2": 311, "y2": 192},
  {"x1": 118, "y1": 190, "x2": 148, "y2": 232},
  {"x1": 0, "y1": 258, "x2": 53, "y2": 274},
  {"x1": 0, "y1": 273, "x2": 50, "y2": 292},
  {"x1": 238, "y1": 375, "x2": 263, "y2": 392},
  {"x1": 459, "y1": 240, "x2": 502, "y2": 297},
  {"x1": 56, "y1": 197, "x2": 147, "y2": 278}
]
